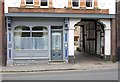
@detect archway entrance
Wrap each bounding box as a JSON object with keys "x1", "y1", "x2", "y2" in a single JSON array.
[{"x1": 74, "y1": 19, "x2": 106, "y2": 63}]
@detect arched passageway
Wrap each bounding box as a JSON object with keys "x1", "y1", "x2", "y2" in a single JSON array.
[{"x1": 74, "y1": 19, "x2": 107, "y2": 63}]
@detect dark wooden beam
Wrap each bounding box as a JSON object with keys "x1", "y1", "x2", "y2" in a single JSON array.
[{"x1": 0, "y1": 0, "x2": 5, "y2": 66}]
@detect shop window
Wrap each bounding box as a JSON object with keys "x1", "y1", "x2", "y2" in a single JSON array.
[
  {"x1": 26, "y1": 0, "x2": 33, "y2": 5},
  {"x1": 32, "y1": 26, "x2": 48, "y2": 50},
  {"x1": 32, "y1": 27, "x2": 43, "y2": 37},
  {"x1": 72, "y1": 0, "x2": 80, "y2": 8},
  {"x1": 14, "y1": 26, "x2": 31, "y2": 50},
  {"x1": 86, "y1": 0, "x2": 94, "y2": 8},
  {"x1": 40, "y1": 0, "x2": 48, "y2": 8},
  {"x1": 14, "y1": 26, "x2": 48, "y2": 50}
]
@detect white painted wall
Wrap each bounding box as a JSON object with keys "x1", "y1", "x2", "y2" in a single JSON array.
[
  {"x1": 68, "y1": 18, "x2": 80, "y2": 56},
  {"x1": 104, "y1": 28, "x2": 111, "y2": 56},
  {"x1": 4, "y1": 0, "x2": 116, "y2": 14},
  {"x1": 68, "y1": 30, "x2": 74, "y2": 56},
  {"x1": 53, "y1": 0, "x2": 68, "y2": 8},
  {"x1": 98, "y1": 0, "x2": 116, "y2": 14},
  {"x1": 100, "y1": 19, "x2": 111, "y2": 56},
  {"x1": 5, "y1": 0, "x2": 21, "y2": 13}
]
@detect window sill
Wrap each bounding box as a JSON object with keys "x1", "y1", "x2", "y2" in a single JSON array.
[
  {"x1": 40, "y1": 6, "x2": 49, "y2": 8},
  {"x1": 24, "y1": 5, "x2": 34, "y2": 8},
  {"x1": 86, "y1": 7, "x2": 94, "y2": 9},
  {"x1": 72, "y1": 7, "x2": 80, "y2": 9}
]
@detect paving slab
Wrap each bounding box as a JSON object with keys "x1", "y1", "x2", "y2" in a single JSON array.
[{"x1": 1, "y1": 52, "x2": 118, "y2": 72}]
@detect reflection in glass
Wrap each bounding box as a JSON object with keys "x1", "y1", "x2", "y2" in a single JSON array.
[{"x1": 52, "y1": 33, "x2": 61, "y2": 50}]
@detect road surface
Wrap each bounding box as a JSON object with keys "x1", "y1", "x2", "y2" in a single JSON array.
[{"x1": 2, "y1": 69, "x2": 118, "y2": 80}]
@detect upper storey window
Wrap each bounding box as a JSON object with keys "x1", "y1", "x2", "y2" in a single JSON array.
[
  {"x1": 72, "y1": 0, "x2": 80, "y2": 9},
  {"x1": 26, "y1": 0, "x2": 33, "y2": 5},
  {"x1": 86, "y1": 0, "x2": 94, "y2": 9},
  {"x1": 40, "y1": 0, "x2": 49, "y2": 8}
]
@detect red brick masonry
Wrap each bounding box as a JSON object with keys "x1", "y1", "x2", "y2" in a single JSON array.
[
  {"x1": 8, "y1": 7, "x2": 109, "y2": 14},
  {"x1": 0, "y1": 1, "x2": 5, "y2": 66}
]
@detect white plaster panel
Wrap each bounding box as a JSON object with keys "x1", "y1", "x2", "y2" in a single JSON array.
[
  {"x1": 53, "y1": 0, "x2": 68, "y2": 8},
  {"x1": 69, "y1": 18, "x2": 81, "y2": 29},
  {"x1": 100, "y1": 19, "x2": 111, "y2": 56},
  {"x1": 104, "y1": 29, "x2": 111, "y2": 55},
  {"x1": 98, "y1": 0, "x2": 116, "y2": 14},
  {"x1": 68, "y1": 18, "x2": 81, "y2": 56},
  {"x1": 5, "y1": 0, "x2": 21, "y2": 13},
  {"x1": 100, "y1": 19, "x2": 111, "y2": 28},
  {"x1": 68, "y1": 30, "x2": 74, "y2": 56}
]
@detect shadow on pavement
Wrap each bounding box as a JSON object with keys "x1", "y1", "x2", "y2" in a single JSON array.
[{"x1": 74, "y1": 51, "x2": 104, "y2": 64}]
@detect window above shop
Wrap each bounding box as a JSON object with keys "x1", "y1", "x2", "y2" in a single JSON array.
[
  {"x1": 40, "y1": 0, "x2": 49, "y2": 8},
  {"x1": 72, "y1": 0, "x2": 80, "y2": 9},
  {"x1": 86, "y1": 0, "x2": 94, "y2": 9},
  {"x1": 26, "y1": 0, "x2": 34, "y2": 5}
]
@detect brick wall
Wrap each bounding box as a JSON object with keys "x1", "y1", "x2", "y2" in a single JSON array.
[
  {"x1": 116, "y1": 1, "x2": 120, "y2": 61},
  {"x1": 20, "y1": 0, "x2": 98, "y2": 9},
  {"x1": 116, "y1": 15, "x2": 120, "y2": 61},
  {"x1": 0, "y1": 0, "x2": 5, "y2": 66},
  {"x1": 8, "y1": 7, "x2": 109, "y2": 14},
  {"x1": 8, "y1": 0, "x2": 109, "y2": 14},
  {"x1": 111, "y1": 18, "x2": 116, "y2": 62}
]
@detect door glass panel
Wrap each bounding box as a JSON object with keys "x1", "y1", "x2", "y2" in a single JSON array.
[{"x1": 52, "y1": 33, "x2": 61, "y2": 50}]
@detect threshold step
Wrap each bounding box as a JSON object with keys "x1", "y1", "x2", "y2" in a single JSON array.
[{"x1": 48, "y1": 60, "x2": 67, "y2": 64}]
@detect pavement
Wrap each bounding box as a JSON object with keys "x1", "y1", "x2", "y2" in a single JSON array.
[{"x1": 0, "y1": 51, "x2": 118, "y2": 73}]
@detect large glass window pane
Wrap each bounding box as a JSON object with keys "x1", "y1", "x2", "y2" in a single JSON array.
[
  {"x1": 32, "y1": 37, "x2": 48, "y2": 50},
  {"x1": 52, "y1": 33, "x2": 61, "y2": 50},
  {"x1": 21, "y1": 37, "x2": 31, "y2": 49},
  {"x1": 14, "y1": 26, "x2": 30, "y2": 50},
  {"x1": 14, "y1": 26, "x2": 48, "y2": 50},
  {"x1": 32, "y1": 26, "x2": 48, "y2": 50}
]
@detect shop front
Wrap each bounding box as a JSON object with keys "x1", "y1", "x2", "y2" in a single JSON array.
[{"x1": 6, "y1": 17, "x2": 69, "y2": 65}]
